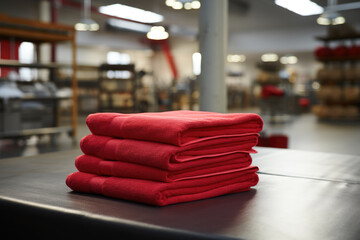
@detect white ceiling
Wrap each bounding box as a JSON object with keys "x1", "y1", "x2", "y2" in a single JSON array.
[
  {"x1": 2, "y1": 0, "x2": 360, "y2": 54},
  {"x1": 88, "y1": 0, "x2": 360, "y2": 53},
  {"x1": 88, "y1": 0, "x2": 360, "y2": 31}
]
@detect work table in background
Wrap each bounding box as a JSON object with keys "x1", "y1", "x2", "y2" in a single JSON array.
[{"x1": 0, "y1": 147, "x2": 359, "y2": 239}]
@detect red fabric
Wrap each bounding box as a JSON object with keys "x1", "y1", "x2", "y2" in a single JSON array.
[
  {"x1": 86, "y1": 110, "x2": 263, "y2": 146},
  {"x1": 261, "y1": 85, "x2": 284, "y2": 98},
  {"x1": 314, "y1": 46, "x2": 333, "y2": 59},
  {"x1": 268, "y1": 134, "x2": 288, "y2": 149},
  {"x1": 75, "y1": 154, "x2": 252, "y2": 182},
  {"x1": 66, "y1": 166, "x2": 259, "y2": 206},
  {"x1": 333, "y1": 45, "x2": 348, "y2": 58},
  {"x1": 80, "y1": 134, "x2": 258, "y2": 170},
  {"x1": 348, "y1": 45, "x2": 360, "y2": 57},
  {"x1": 298, "y1": 97, "x2": 310, "y2": 107}
]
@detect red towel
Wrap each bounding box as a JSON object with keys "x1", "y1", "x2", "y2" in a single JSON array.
[
  {"x1": 86, "y1": 110, "x2": 263, "y2": 146},
  {"x1": 66, "y1": 166, "x2": 259, "y2": 206},
  {"x1": 75, "y1": 154, "x2": 252, "y2": 182},
  {"x1": 80, "y1": 134, "x2": 258, "y2": 170}
]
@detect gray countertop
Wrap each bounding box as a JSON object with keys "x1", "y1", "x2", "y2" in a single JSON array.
[{"x1": 1, "y1": 147, "x2": 359, "y2": 239}]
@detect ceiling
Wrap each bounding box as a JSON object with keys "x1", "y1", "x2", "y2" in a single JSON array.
[
  {"x1": 83, "y1": 0, "x2": 360, "y2": 53},
  {"x1": 2, "y1": 0, "x2": 360, "y2": 54},
  {"x1": 87, "y1": 0, "x2": 360, "y2": 32}
]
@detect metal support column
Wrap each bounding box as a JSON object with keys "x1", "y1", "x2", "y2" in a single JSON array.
[{"x1": 199, "y1": 0, "x2": 228, "y2": 113}]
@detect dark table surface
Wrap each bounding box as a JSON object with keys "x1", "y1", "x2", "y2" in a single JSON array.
[{"x1": 1, "y1": 147, "x2": 360, "y2": 239}]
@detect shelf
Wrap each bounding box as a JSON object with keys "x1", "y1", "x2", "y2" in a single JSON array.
[
  {"x1": 0, "y1": 14, "x2": 78, "y2": 141},
  {"x1": 316, "y1": 56, "x2": 360, "y2": 62},
  {"x1": 101, "y1": 78, "x2": 133, "y2": 81},
  {"x1": 0, "y1": 14, "x2": 75, "y2": 43},
  {"x1": 0, "y1": 126, "x2": 73, "y2": 138},
  {"x1": 55, "y1": 78, "x2": 99, "y2": 88},
  {"x1": 99, "y1": 64, "x2": 135, "y2": 71},
  {"x1": 21, "y1": 96, "x2": 72, "y2": 101},
  {"x1": 100, "y1": 90, "x2": 132, "y2": 94},
  {"x1": 316, "y1": 34, "x2": 360, "y2": 42},
  {"x1": 98, "y1": 64, "x2": 138, "y2": 113},
  {"x1": 0, "y1": 59, "x2": 62, "y2": 69}
]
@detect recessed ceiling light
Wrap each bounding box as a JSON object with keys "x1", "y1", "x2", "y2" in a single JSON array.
[
  {"x1": 227, "y1": 54, "x2": 246, "y2": 63},
  {"x1": 99, "y1": 4, "x2": 164, "y2": 23},
  {"x1": 275, "y1": 0, "x2": 324, "y2": 16},
  {"x1": 261, "y1": 53, "x2": 279, "y2": 62},
  {"x1": 280, "y1": 55, "x2": 298, "y2": 64}
]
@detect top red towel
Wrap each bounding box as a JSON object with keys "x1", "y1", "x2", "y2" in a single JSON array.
[{"x1": 86, "y1": 110, "x2": 263, "y2": 146}]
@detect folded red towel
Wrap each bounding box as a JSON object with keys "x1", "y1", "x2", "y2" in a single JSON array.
[
  {"x1": 86, "y1": 110, "x2": 263, "y2": 146},
  {"x1": 66, "y1": 166, "x2": 259, "y2": 206},
  {"x1": 80, "y1": 134, "x2": 258, "y2": 170},
  {"x1": 75, "y1": 154, "x2": 252, "y2": 182}
]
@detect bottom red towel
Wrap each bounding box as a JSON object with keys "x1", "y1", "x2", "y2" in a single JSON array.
[
  {"x1": 66, "y1": 166, "x2": 259, "y2": 206},
  {"x1": 75, "y1": 154, "x2": 253, "y2": 182}
]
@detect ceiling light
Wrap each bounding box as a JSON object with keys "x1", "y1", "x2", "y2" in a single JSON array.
[
  {"x1": 280, "y1": 55, "x2": 298, "y2": 64},
  {"x1": 172, "y1": 1, "x2": 183, "y2": 10},
  {"x1": 75, "y1": 0, "x2": 99, "y2": 31},
  {"x1": 184, "y1": 2, "x2": 192, "y2": 10},
  {"x1": 227, "y1": 54, "x2": 246, "y2": 63},
  {"x1": 191, "y1": 1, "x2": 201, "y2": 9},
  {"x1": 317, "y1": 10, "x2": 345, "y2": 25},
  {"x1": 261, "y1": 53, "x2": 279, "y2": 62},
  {"x1": 147, "y1": 26, "x2": 169, "y2": 40},
  {"x1": 165, "y1": 0, "x2": 201, "y2": 10},
  {"x1": 165, "y1": 0, "x2": 176, "y2": 7},
  {"x1": 75, "y1": 18, "x2": 99, "y2": 31},
  {"x1": 99, "y1": 4, "x2": 164, "y2": 23},
  {"x1": 317, "y1": 0, "x2": 346, "y2": 25},
  {"x1": 192, "y1": 52, "x2": 201, "y2": 76},
  {"x1": 275, "y1": 0, "x2": 324, "y2": 16}
]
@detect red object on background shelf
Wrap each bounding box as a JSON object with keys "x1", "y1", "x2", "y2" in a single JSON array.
[
  {"x1": 256, "y1": 136, "x2": 267, "y2": 147},
  {"x1": 333, "y1": 45, "x2": 349, "y2": 58},
  {"x1": 298, "y1": 97, "x2": 310, "y2": 107},
  {"x1": 261, "y1": 85, "x2": 284, "y2": 98},
  {"x1": 348, "y1": 45, "x2": 360, "y2": 57},
  {"x1": 256, "y1": 134, "x2": 288, "y2": 149},
  {"x1": 314, "y1": 46, "x2": 333, "y2": 59},
  {"x1": 268, "y1": 134, "x2": 288, "y2": 149}
]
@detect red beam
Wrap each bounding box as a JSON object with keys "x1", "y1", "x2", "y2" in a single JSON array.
[{"x1": 159, "y1": 39, "x2": 178, "y2": 79}]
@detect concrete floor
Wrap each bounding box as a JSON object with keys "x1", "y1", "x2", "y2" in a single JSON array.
[{"x1": 1, "y1": 112, "x2": 360, "y2": 159}]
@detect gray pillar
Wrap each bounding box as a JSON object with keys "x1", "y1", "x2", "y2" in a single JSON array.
[{"x1": 199, "y1": 0, "x2": 228, "y2": 113}]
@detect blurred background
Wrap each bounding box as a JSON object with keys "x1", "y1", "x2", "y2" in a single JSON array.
[{"x1": 1, "y1": 0, "x2": 360, "y2": 158}]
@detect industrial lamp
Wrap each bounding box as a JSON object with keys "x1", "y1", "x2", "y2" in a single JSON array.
[
  {"x1": 75, "y1": 0, "x2": 99, "y2": 31},
  {"x1": 317, "y1": 10, "x2": 345, "y2": 25},
  {"x1": 147, "y1": 26, "x2": 169, "y2": 40},
  {"x1": 317, "y1": 0, "x2": 345, "y2": 25}
]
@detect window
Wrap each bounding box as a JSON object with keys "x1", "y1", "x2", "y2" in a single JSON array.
[{"x1": 106, "y1": 51, "x2": 131, "y2": 79}]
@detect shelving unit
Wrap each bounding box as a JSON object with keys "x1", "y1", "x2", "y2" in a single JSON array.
[
  {"x1": 252, "y1": 61, "x2": 295, "y2": 123},
  {"x1": 98, "y1": 64, "x2": 137, "y2": 113},
  {"x1": 0, "y1": 14, "x2": 78, "y2": 142},
  {"x1": 55, "y1": 64, "x2": 99, "y2": 115},
  {"x1": 313, "y1": 32, "x2": 360, "y2": 122}
]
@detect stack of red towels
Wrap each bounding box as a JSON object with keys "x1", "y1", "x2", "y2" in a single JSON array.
[{"x1": 66, "y1": 110, "x2": 263, "y2": 206}]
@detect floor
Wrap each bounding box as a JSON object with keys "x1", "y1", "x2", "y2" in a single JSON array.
[{"x1": 1, "y1": 111, "x2": 360, "y2": 159}]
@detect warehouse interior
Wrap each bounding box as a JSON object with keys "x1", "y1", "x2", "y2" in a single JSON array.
[
  {"x1": 2, "y1": 1, "x2": 360, "y2": 238},
  {"x1": 1, "y1": 0, "x2": 360, "y2": 158}
]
